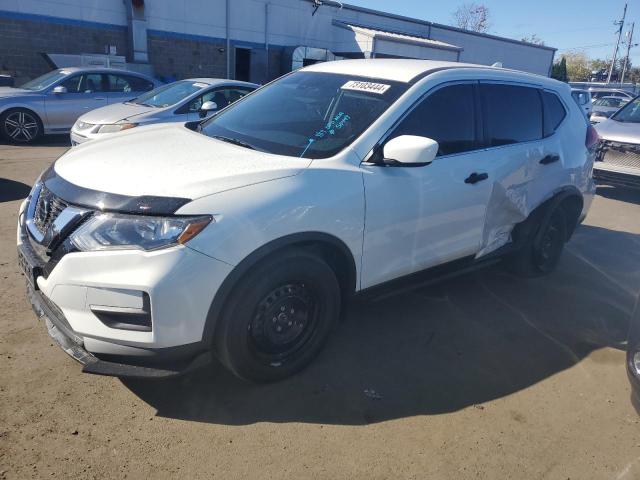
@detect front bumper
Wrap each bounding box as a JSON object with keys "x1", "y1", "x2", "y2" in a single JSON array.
[
  {"x1": 26, "y1": 281, "x2": 211, "y2": 378},
  {"x1": 593, "y1": 164, "x2": 640, "y2": 188},
  {"x1": 17, "y1": 195, "x2": 233, "y2": 377},
  {"x1": 69, "y1": 129, "x2": 91, "y2": 146}
]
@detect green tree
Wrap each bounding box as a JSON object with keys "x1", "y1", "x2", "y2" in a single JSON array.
[
  {"x1": 563, "y1": 52, "x2": 591, "y2": 81},
  {"x1": 551, "y1": 57, "x2": 568, "y2": 82}
]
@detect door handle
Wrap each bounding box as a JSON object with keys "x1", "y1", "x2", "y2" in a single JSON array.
[
  {"x1": 93, "y1": 97, "x2": 106, "y2": 101},
  {"x1": 539, "y1": 154, "x2": 560, "y2": 165},
  {"x1": 464, "y1": 172, "x2": 489, "y2": 184}
]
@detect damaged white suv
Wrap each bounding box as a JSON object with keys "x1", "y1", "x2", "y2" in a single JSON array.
[{"x1": 18, "y1": 60, "x2": 597, "y2": 382}]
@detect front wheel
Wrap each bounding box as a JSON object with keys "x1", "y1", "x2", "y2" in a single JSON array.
[
  {"x1": 509, "y1": 206, "x2": 568, "y2": 277},
  {"x1": 214, "y1": 250, "x2": 341, "y2": 382},
  {"x1": 0, "y1": 109, "x2": 43, "y2": 144}
]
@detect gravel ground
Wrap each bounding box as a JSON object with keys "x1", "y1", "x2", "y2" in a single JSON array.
[{"x1": 1, "y1": 138, "x2": 640, "y2": 479}]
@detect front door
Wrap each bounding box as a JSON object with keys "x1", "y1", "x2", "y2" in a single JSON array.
[
  {"x1": 44, "y1": 73, "x2": 108, "y2": 132},
  {"x1": 360, "y1": 82, "x2": 493, "y2": 289}
]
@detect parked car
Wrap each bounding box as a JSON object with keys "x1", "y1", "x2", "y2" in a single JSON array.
[
  {"x1": 0, "y1": 67, "x2": 160, "y2": 144},
  {"x1": 594, "y1": 96, "x2": 640, "y2": 188},
  {"x1": 70, "y1": 78, "x2": 258, "y2": 145},
  {"x1": 17, "y1": 59, "x2": 596, "y2": 382},
  {"x1": 572, "y1": 89, "x2": 592, "y2": 117},
  {"x1": 628, "y1": 298, "x2": 640, "y2": 412},
  {"x1": 589, "y1": 88, "x2": 635, "y2": 102},
  {"x1": 590, "y1": 96, "x2": 628, "y2": 124}
]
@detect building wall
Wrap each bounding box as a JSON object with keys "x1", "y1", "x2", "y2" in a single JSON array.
[
  {"x1": 0, "y1": 13, "x2": 128, "y2": 83},
  {"x1": 0, "y1": 0, "x2": 556, "y2": 83}
]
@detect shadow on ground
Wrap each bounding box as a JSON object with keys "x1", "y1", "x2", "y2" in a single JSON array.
[
  {"x1": 0, "y1": 178, "x2": 31, "y2": 202},
  {"x1": 125, "y1": 224, "x2": 639, "y2": 425},
  {"x1": 0, "y1": 134, "x2": 69, "y2": 148}
]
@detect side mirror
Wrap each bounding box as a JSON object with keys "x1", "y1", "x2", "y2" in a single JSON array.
[
  {"x1": 382, "y1": 135, "x2": 438, "y2": 166},
  {"x1": 199, "y1": 101, "x2": 217, "y2": 118},
  {"x1": 51, "y1": 85, "x2": 67, "y2": 94}
]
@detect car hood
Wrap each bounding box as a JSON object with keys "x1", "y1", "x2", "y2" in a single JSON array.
[
  {"x1": 54, "y1": 123, "x2": 311, "y2": 199},
  {"x1": 78, "y1": 102, "x2": 159, "y2": 124},
  {"x1": 595, "y1": 119, "x2": 640, "y2": 144},
  {"x1": 0, "y1": 87, "x2": 33, "y2": 98}
]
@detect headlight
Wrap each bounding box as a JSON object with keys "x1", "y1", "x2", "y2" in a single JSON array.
[
  {"x1": 74, "y1": 120, "x2": 95, "y2": 131},
  {"x1": 70, "y1": 213, "x2": 212, "y2": 251},
  {"x1": 96, "y1": 122, "x2": 138, "y2": 134}
]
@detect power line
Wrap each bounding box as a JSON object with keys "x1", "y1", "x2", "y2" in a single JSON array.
[{"x1": 608, "y1": 2, "x2": 627, "y2": 83}]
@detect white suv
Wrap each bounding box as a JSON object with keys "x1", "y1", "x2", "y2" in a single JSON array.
[{"x1": 18, "y1": 60, "x2": 597, "y2": 382}]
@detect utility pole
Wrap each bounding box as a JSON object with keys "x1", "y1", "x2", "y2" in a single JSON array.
[
  {"x1": 621, "y1": 22, "x2": 635, "y2": 83},
  {"x1": 607, "y1": 2, "x2": 627, "y2": 83}
]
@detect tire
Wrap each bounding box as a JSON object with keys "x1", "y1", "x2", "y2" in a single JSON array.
[
  {"x1": 214, "y1": 249, "x2": 341, "y2": 382},
  {"x1": 0, "y1": 108, "x2": 43, "y2": 144},
  {"x1": 509, "y1": 206, "x2": 568, "y2": 277}
]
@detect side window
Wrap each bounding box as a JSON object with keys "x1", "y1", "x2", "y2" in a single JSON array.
[
  {"x1": 542, "y1": 91, "x2": 566, "y2": 137},
  {"x1": 389, "y1": 83, "x2": 476, "y2": 156},
  {"x1": 59, "y1": 75, "x2": 82, "y2": 93},
  {"x1": 185, "y1": 87, "x2": 254, "y2": 113},
  {"x1": 80, "y1": 73, "x2": 106, "y2": 93},
  {"x1": 108, "y1": 74, "x2": 131, "y2": 93},
  {"x1": 481, "y1": 84, "x2": 542, "y2": 146},
  {"x1": 123, "y1": 75, "x2": 154, "y2": 92}
]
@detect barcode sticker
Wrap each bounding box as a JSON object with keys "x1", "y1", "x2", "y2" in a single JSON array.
[{"x1": 341, "y1": 80, "x2": 390, "y2": 94}]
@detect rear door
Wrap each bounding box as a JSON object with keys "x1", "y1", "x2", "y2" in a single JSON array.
[
  {"x1": 106, "y1": 73, "x2": 155, "y2": 104},
  {"x1": 475, "y1": 82, "x2": 547, "y2": 256},
  {"x1": 44, "y1": 73, "x2": 108, "y2": 132}
]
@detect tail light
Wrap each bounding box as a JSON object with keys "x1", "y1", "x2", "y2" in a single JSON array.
[{"x1": 586, "y1": 124, "x2": 599, "y2": 150}]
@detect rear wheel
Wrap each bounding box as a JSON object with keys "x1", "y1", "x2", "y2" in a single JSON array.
[
  {"x1": 510, "y1": 206, "x2": 568, "y2": 277},
  {"x1": 214, "y1": 250, "x2": 341, "y2": 382},
  {"x1": 1, "y1": 109, "x2": 42, "y2": 144}
]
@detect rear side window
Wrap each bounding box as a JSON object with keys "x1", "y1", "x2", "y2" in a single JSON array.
[
  {"x1": 109, "y1": 74, "x2": 154, "y2": 93},
  {"x1": 542, "y1": 91, "x2": 566, "y2": 137},
  {"x1": 389, "y1": 83, "x2": 476, "y2": 156},
  {"x1": 481, "y1": 84, "x2": 543, "y2": 146}
]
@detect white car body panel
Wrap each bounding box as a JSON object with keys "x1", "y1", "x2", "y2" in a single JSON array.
[{"x1": 56, "y1": 124, "x2": 311, "y2": 199}]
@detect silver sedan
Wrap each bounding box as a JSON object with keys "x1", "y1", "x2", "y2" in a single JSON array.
[
  {"x1": 70, "y1": 78, "x2": 258, "y2": 145},
  {"x1": 0, "y1": 67, "x2": 160, "y2": 144}
]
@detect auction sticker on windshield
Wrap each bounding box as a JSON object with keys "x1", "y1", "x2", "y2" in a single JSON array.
[
  {"x1": 341, "y1": 80, "x2": 390, "y2": 94},
  {"x1": 193, "y1": 82, "x2": 209, "y2": 88}
]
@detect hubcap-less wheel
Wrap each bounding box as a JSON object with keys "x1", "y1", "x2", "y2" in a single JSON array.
[
  {"x1": 4, "y1": 111, "x2": 39, "y2": 142},
  {"x1": 533, "y1": 210, "x2": 565, "y2": 272},
  {"x1": 249, "y1": 283, "x2": 319, "y2": 366}
]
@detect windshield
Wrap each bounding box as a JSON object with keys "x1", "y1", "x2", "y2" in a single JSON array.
[
  {"x1": 132, "y1": 80, "x2": 206, "y2": 107},
  {"x1": 611, "y1": 96, "x2": 640, "y2": 123},
  {"x1": 19, "y1": 70, "x2": 69, "y2": 90},
  {"x1": 201, "y1": 71, "x2": 409, "y2": 159}
]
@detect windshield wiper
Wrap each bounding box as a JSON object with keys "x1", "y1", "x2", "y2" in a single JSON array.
[{"x1": 210, "y1": 135, "x2": 258, "y2": 150}]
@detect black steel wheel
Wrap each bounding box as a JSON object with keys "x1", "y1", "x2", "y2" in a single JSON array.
[
  {"x1": 214, "y1": 249, "x2": 340, "y2": 382},
  {"x1": 1, "y1": 109, "x2": 42, "y2": 144},
  {"x1": 532, "y1": 208, "x2": 566, "y2": 273},
  {"x1": 509, "y1": 206, "x2": 567, "y2": 277}
]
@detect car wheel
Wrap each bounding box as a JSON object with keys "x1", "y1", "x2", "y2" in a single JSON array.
[
  {"x1": 214, "y1": 249, "x2": 341, "y2": 382},
  {"x1": 0, "y1": 109, "x2": 43, "y2": 144},
  {"x1": 509, "y1": 206, "x2": 568, "y2": 277}
]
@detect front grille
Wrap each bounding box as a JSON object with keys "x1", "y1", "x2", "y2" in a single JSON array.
[
  {"x1": 32, "y1": 186, "x2": 68, "y2": 236},
  {"x1": 598, "y1": 140, "x2": 640, "y2": 171}
]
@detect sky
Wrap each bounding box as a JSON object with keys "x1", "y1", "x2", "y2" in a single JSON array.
[{"x1": 346, "y1": 0, "x2": 639, "y2": 65}]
